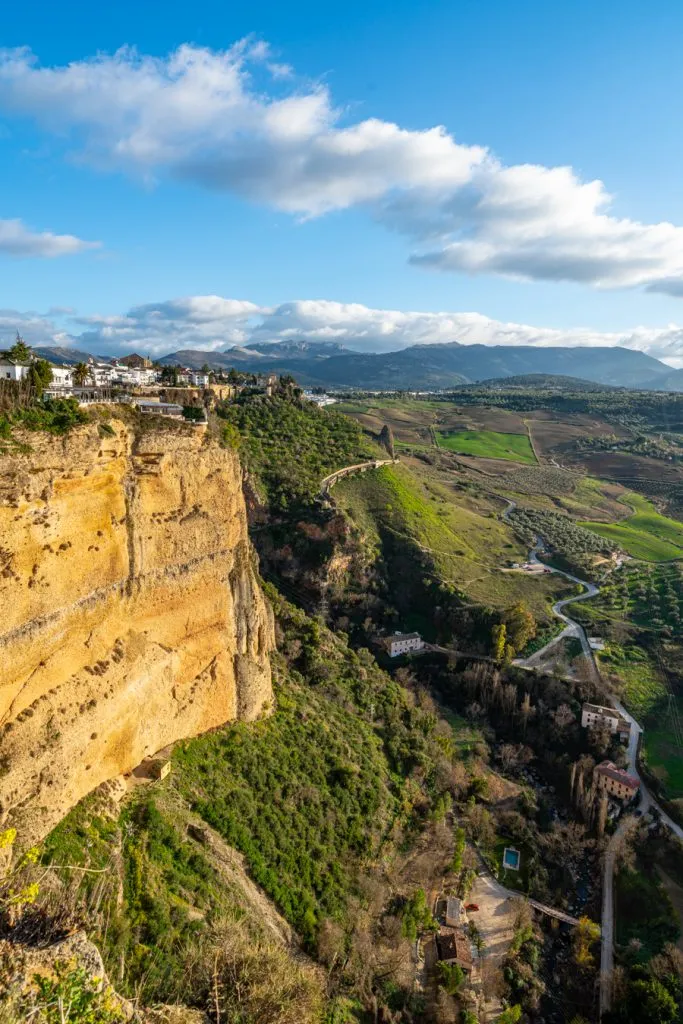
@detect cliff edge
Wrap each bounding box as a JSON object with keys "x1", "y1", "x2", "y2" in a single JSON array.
[{"x1": 0, "y1": 417, "x2": 274, "y2": 843}]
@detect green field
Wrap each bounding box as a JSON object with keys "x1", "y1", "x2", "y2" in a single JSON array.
[
  {"x1": 436, "y1": 429, "x2": 536, "y2": 464},
  {"x1": 643, "y1": 716, "x2": 683, "y2": 799},
  {"x1": 580, "y1": 494, "x2": 683, "y2": 561}
]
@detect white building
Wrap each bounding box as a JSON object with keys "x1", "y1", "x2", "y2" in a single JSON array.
[
  {"x1": 88, "y1": 360, "x2": 117, "y2": 386},
  {"x1": 188, "y1": 372, "x2": 210, "y2": 387},
  {"x1": 133, "y1": 399, "x2": 184, "y2": 419},
  {"x1": 386, "y1": 632, "x2": 424, "y2": 657},
  {"x1": 581, "y1": 703, "x2": 630, "y2": 742},
  {"x1": 303, "y1": 391, "x2": 337, "y2": 407},
  {"x1": 49, "y1": 365, "x2": 73, "y2": 389},
  {"x1": 0, "y1": 359, "x2": 30, "y2": 382},
  {"x1": 112, "y1": 365, "x2": 158, "y2": 387}
]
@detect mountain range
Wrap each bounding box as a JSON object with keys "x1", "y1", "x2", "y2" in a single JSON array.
[{"x1": 33, "y1": 339, "x2": 683, "y2": 391}]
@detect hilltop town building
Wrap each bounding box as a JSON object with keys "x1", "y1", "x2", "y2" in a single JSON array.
[
  {"x1": 0, "y1": 358, "x2": 30, "y2": 382},
  {"x1": 49, "y1": 366, "x2": 74, "y2": 390},
  {"x1": 118, "y1": 353, "x2": 153, "y2": 369},
  {"x1": 133, "y1": 399, "x2": 184, "y2": 419}
]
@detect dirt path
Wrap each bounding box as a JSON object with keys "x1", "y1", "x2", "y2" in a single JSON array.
[{"x1": 468, "y1": 872, "x2": 516, "y2": 1021}]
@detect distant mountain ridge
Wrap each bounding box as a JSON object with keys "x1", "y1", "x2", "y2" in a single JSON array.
[
  {"x1": 157, "y1": 340, "x2": 673, "y2": 390},
  {"x1": 33, "y1": 345, "x2": 108, "y2": 365},
  {"x1": 32, "y1": 339, "x2": 681, "y2": 391}
]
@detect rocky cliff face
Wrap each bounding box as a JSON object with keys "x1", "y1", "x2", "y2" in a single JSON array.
[{"x1": 0, "y1": 418, "x2": 274, "y2": 844}]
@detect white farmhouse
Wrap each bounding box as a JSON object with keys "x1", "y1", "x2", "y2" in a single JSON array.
[
  {"x1": 386, "y1": 632, "x2": 424, "y2": 657},
  {"x1": 581, "y1": 703, "x2": 631, "y2": 742}
]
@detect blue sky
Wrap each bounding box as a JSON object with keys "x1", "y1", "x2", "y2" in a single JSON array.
[{"x1": 4, "y1": 0, "x2": 683, "y2": 361}]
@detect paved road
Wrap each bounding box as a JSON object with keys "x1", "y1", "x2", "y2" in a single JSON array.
[{"x1": 513, "y1": 541, "x2": 600, "y2": 675}]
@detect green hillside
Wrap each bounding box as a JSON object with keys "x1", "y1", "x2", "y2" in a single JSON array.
[
  {"x1": 580, "y1": 494, "x2": 683, "y2": 561},
  {"x1": 335, "y1": 462, "x2": 568, "y2": 622}
]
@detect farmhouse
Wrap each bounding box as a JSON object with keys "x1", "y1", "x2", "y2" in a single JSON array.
[
  {"x1": 595, "y1": 761, "x2": 640, "y2": 802},
  {"x1": 581, "y1": 703, "x2": 631, "y2": 742},
  {"x1": 436, "y1": 930, "x2": 473, "y2": 973},
  {"x1": 386, "y1": 632, "x2": 424, "y2": 657}
]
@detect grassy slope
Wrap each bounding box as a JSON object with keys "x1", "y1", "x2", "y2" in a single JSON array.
[
  {"x1": 580, "y1": 493, "x2": 683, "y2": 561},
  {"x1": 336, "y1": 462, "x2": 568, "y2": 618},
  {"x1": 436, "y1": 429, "x2": 536, "y2": 464}
]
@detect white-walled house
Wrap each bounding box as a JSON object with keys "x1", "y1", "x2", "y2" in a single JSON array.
[
  {"x1": 49, "y1": 365, "x2": 73, "y2": 389},
  {"x1": 88, "y1": 361, "x2": 117, "y2": 386},
  {"x1": 386, "y1": 632, "x2": 425, "y2": 657},
  {"x1": 0, "y1": 359, "x2": 30, "y2": 382},
  {"x1": 581, "y1": 703, "x2": 631, "y2": 742},
  {"x1": 188, "y1": 372, "x2": 210, "y2": 387}
]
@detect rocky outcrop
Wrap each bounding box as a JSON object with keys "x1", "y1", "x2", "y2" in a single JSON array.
[{"x1": 0, "y1": 417, "x2": 273, "y2": 844}]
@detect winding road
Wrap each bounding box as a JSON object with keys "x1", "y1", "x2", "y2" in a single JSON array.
[{"x1": 501, "y1": 496, "x2": 683, "y2": 1016}]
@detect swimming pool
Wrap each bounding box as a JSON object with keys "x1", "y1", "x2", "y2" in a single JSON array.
[{"x1": 503, "y1": 847, "x2": 521, "y2": 871}]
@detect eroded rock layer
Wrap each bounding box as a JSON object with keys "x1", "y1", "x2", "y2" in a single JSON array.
[{"x1": 0, "y1": 418, "x2": 273, "y2": 843}]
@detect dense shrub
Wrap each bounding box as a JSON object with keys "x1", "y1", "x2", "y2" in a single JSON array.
[{"x1": 216, "y1": 394, "x2": 377, "y2": 510}]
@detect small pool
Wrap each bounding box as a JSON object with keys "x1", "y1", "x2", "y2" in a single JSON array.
[{"x1": 503, "y1": 847, "x2": 521, "y2": 871}]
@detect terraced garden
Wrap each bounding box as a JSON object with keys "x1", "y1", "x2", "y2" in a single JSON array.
[{"x1": 436, "y1": 429, "x2": 536, "y2": 464}]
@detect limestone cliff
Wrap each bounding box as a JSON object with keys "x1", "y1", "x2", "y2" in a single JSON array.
[{"x1": 0, "y1": 417, "x2": 274, "y2": 843}]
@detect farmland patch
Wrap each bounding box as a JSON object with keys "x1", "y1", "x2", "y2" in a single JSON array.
[
  {"x1": 436, "y1": 429, "x2": 536, "y2": 464},
  {"x1": 580, "y1": 494, "x2": 683, "y2": 561}
]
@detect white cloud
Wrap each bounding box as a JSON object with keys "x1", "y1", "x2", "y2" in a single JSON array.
[
  {"x1": 73, "y1": 294, "x2": 263, "y2": 354},
  {"x1": 0, "y1": 217, "x2": 99, "y2": 257},
  {"x1": 0, "y1": 307, "x2": 72, "y2": 347},
  {"x1": 5, "y1": 43, "x2": 683, "y2": 293},
  {"x1": 7, "y1": 293, "x2": 681, "y2": 367}
]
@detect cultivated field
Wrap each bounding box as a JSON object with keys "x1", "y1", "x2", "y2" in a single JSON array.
[
  {"x1": 526, "y1": 410, "x2": 631, "y2": 458},
  {"x1": 563, "y1": 449, "x2": 683, "y2": 484},
  {"x1": 436, "y1": 429, "x2": 536, "y2": 464},
  {"x1": 336, "y1": 398, "x2": 530, "y2": 444},
  {"x1": 580, "y1": 493, "x2": 683, "y2": 561}
]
